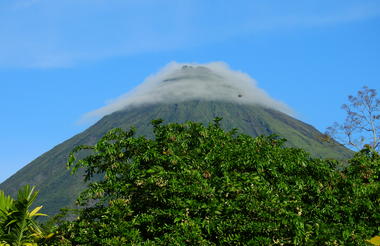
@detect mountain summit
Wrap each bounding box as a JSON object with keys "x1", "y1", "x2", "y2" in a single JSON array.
[
  {"x1": 83, "y1": 62, "x2": 293, "y2": 121},
  {"x1": 0, "y1": 63, "x2": 351, "y2": 216}
]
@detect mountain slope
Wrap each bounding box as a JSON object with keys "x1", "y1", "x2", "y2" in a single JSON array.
[{"x1": 0, "y1": 100, "x2": 351, "y2": 216}]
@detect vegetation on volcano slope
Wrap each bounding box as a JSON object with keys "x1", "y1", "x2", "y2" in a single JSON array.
[
  {"x1": 0, "y1": 101, "x2": 352, "y2": 218},
  {"x1": 37, "y1": 119, "x2": 378, "y2": 245}
]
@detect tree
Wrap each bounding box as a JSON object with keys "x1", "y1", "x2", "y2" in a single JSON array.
[
  {"x1": 326, "y1": 86, "x2": 380, "y2": 151},
  {"x1": 0, "y1": 185, "x2": 49, "y2": 246},
  {"x1": 59, "y1": 119, "x2": 379, "y2": 245}
]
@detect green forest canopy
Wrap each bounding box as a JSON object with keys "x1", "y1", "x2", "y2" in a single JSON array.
[
  {"x1": 1, "y1": 119, "x2": 379, "y2": 245},
  {"x1": 59, "y1": 119, "x2": 379, "y2": 245}
]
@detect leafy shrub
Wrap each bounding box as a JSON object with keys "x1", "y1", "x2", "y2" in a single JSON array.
[
  {"x1": 59, "y1": 119, "x2": 379, "y2": 245},
  {"x1": 0, "y1": 185, "x2": 49, "y2": 246}
]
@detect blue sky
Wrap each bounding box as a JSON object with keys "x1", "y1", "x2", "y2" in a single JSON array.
[{"x1": 1, "y1": 0, "x2": 379, "y2": 182}]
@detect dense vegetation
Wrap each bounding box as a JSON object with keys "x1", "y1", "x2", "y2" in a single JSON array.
[
  {"x1": 0, "y1": 101, "x2": 352, "y2": 218},
  {"x1": 63, "y1": 120, "x2": 380, "y2": 244},
  {"x1": 1, "y1": 119, "x2": 379, "y2": 245}
]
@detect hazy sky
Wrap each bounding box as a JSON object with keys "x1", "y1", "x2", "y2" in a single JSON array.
[{"x1": 1, "y1": 0, "x2": 380, "y2": 182}]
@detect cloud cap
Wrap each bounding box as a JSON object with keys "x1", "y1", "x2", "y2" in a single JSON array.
[{"x1": 83, "y1": 62, "x2": 293, "y2": 121}]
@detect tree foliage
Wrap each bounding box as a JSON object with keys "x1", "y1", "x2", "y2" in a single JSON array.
[
  {"x1": 56, "y1": 119, "x2": 379, "y2": 245},
  {"x1": 0, "y1": 185, "x2": 49, "y2": 246},
  {"x1": 327, "y1": 86, "x2": 380, "y2": 151}
]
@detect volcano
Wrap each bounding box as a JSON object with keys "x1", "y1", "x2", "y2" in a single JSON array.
[{"x1": 0, "y1": 63, "x2": 351, "y2": 216}]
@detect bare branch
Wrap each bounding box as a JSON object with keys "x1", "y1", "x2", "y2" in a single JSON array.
[{"x1": 326, "y1": 86, "x2": 380, "y2": 152}]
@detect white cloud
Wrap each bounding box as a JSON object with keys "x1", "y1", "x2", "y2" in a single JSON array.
[
  {"x1": 81, "y1": 62, "x2": 293, "y2": 122},
  {"x1": 253, "y1": 1, "x2": 380, "y2": 30},
  {"x1": 0, "y1": 0, "x2": 379, "y2": 68},
  {"x1": 12, "y1": 0, "x2": 43, "y2": 9}
]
